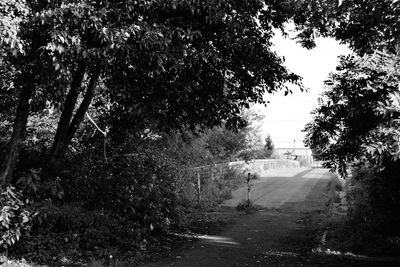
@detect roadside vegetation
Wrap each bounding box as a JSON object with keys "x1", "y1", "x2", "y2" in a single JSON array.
[
  {"x1": 304, "y1": 0, "x2": 400, "y2": 257},
  {"x1": 0, "y1": 110, "x2": 274, "y2": 265},
  {"x1": 0, "y1": 1, "x2": 305, "y2": 265},
  {"x1": 326, "y1": 174, "x2": 343, "y2": 206},
  {"x1": 2, "y1": 0, "x2": 399, "y2": 265}
]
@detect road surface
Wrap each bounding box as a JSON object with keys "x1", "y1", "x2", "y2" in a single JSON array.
[
  {"x1": 143, "y1": 168, "x2": 388, "y2": 267},
  {"x1": 223, "y1": 167, "x2": 329, "y2": 211}
]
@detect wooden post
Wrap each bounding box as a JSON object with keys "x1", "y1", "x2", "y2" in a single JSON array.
[
  {"x1": 197, "y1": 172, "x2": 201, "y2": 206},
  {"x1": 247, "y1": 172, "x2": 251, "y2": 205}
]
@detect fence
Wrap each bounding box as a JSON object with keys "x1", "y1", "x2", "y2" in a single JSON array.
[{"x1": 182, "y1": 159, "x2": 300, "y2": 206}]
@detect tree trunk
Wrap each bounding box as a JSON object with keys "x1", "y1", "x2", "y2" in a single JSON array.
[
  {"x1": 50, "y1": 63, "x2": 86, "y2": 169},
  {"x1": 63, "y1": 67, "x2": 101, "y2": 155},
  {"x1": 50, "y1": 65, "x2": 101, "y2": 169},
  {"x1": 0, "y1": 81, "x2": 33, "y2": 185}
]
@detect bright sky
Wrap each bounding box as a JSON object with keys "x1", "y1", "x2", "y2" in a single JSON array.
[{"x1": 256, "y1": 30, "x2": 352, "y2": 149}]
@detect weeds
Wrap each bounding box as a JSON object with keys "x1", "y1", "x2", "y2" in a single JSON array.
[
  {"x1": 326, "y1": 174, "x2": 344, "y2": 207},
  {"x1": 236, "y1": 200, "x2": 257, "y2": 213},
  {"x1": 0, "y1": 255, "x2": 40, "y2": 267}
]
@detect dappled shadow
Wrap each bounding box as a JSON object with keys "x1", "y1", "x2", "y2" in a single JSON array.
[
  {"x1": 222, "y1": 168, "x2": 332, "y2": 209},
  {"x1": 290, "y1": 168, "x2": 315, "y2": 178},
  {"x1": 171, "y1": 233, "x2": 241, "y2": 248},
  {"x1": 279, "y1": 174, "x2": 332, "y2": 212}
]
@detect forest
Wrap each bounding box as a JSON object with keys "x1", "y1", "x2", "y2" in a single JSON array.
[{"x1": 1, "y1": 0, "x2": 399, "y2": 265}]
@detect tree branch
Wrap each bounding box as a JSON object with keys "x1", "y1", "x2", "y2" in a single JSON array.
[{"x1": 85, "y1": 111, "x2": 108, "y2": 163}]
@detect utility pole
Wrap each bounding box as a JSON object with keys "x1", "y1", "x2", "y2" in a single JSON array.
[{"x1": 293, "y1": 139, "x2": 296, "y2": 157}]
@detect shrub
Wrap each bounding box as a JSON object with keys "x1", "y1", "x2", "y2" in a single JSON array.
[
  {"x1": 11, "y1": 204, "x2": 142, "y2": 263},
  {"x1": 342, "y1": 163, "x2": 400, "y2": 255},
  {"x1": 349, "y1": 163, "x2": 400, "y2": 236},
  {"x1": 7, "y1": 145, "x2": 183, "y2": 263},
  {"x1": 205, "y1": 168, "x2": 245, "y2": 207},
  {"x1": 0, "y1": 255, "x2": 35, "y2": 267},
  {"x1": 236, "y1": 148, "x2": 273, "y2": 161},
  {"x1": 0, "y1": 186, "x2": 34, "y2": 252},
  {"x1": 236, "y1": 199, "x2": 257, "y2": 213}
]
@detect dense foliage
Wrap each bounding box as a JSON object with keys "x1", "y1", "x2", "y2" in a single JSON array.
[
  {"x1": 5, "y1": 0, "x2": 400, "y2": 262},
  {"x1": 0, "y1": 0, "x2": 296, "y2": 264},
  {"x1": 303, "y1": 0, "x2": 400, "y2": 252},
  {"x1": 0, "y1": 187, "x2": 33, "y2": 251},
  {"x1": 1, "y1": 0, "x2": 306, "y2": 183},
  {"x1": 304, "y1": 55, "x2": 399, "y2": 176}
]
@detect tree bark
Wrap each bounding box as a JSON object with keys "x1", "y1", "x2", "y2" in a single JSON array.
[
  {"x1": 63, "y1": 67, "x2": 101, "y2": 155},
  {"x1": 50, "y1": 63, "x2": 86, "y2": 169},
  {"x1": 0, "y1": 80, "x2": 33, "y2": 185}
]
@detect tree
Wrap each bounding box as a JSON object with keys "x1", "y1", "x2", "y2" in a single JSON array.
[
  {"x1": 240, "y1": 107, "x2": 266, "y2": 149},
  {"x1": 300, "y1": 0, "x2": 400, "y2": 241},
  {"x1": 0, "y1": 0, "x2": 31, "y2": 185},
  {"x1": 299, "y1": 0, "x2": 400, "y2": 176},
  {"x1": 264, "y1": 134, "x2": 275, "y2": 157},
  {"x1": 289, "y1": 0, "x2": 400, "y2": 54},
  {"x1": 304, "y1": 55, "x2": 398, "y2": 176},
  {"x1": 1, "y1": 0, "x2": 306, "y2": 184},
  {"x1": 204, "y1": 127, "x2": 247, "y2": 161}
]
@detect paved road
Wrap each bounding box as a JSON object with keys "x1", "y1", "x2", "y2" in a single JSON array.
[
  {"x1": 144, "y1": 167, "x2": 345, "y2": 267},
  {"x1": 143, "y1": 168, "x2": 395, "y2": 266},
  {"x1": 222, "y1": 167, "x2": 331, "y2": 212}
]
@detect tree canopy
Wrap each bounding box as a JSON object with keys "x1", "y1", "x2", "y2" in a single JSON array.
[
  {"x1": 2, "y1": 0, "x2": 400, "y2": 263},
  {"x1": 0, "y1": 0, "x2": 308, "y2": 183},
  {"x1": 302, "y1": 0, "x2": 400, "y2": 176},
  {"x1": 304, "y1": 55, "x2": 399, "y2": 176}
]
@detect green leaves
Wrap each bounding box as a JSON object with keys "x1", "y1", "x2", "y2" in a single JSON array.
[
  {"x1": 0, "y1": 186, "x2": 33, "y2": 250},
  {"x1": 102, "y1": 0, "x2": 304, "y2": 135},
  {"x1": 290, "y1": 0, "x2": 400, "y2": 54},
  {"x1": 304, "y1": 54, "x2": 399, "y2": 176},
  {"x1": 0, "y1": 0, "x2": 29, "y2": 56},
  {"x1": 3, "y1": 1, "x2": 306, "y2": 161}
]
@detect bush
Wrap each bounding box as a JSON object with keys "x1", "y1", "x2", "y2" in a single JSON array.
[
  {"x1": 0, "y1": 186, "x2": 34, "y2": 252},
  {"x1": 201, "y1": 168, "x2": 245, "y2": 208},
  {"x1": 6, "y1": 145, "x2": 183, "y2": 264},
  {"x1": 179, "y1": 167, "x2": 246, "y2": 209},
  {"x1": 339, "y1": 162, "x2": 400, "y2": 255},
  {"x1": 0, "y1": 255, "x2": 36, "y2": 267},
  {"x1": 11, "y1": 204, "x2": 143, "y2": 263},
  {"x1": 236, "y1": 199, "x2": 257, "y2": 213},
  {"x1": 236, "y1": 148, "x2": 273, "y2": 161},
  {"x1": 349, "y1": 163, "x2": 400, "y2": 236}
]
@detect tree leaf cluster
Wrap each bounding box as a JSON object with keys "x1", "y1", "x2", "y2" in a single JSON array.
[{"x1": 304, "y1": 55, "x2": 399, "y2": 176}]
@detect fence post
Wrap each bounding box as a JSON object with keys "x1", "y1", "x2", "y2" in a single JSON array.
[
  {"x1": 247, "y1": 172, "x2": 251, "y2": 205},
  {"x1": 197, "y1": 172, "x2": 201, "y2": 206}
]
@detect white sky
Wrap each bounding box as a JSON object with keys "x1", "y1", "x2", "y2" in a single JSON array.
[{"x1": 255, "y1": 30, "x2": 352, "y2": 149}]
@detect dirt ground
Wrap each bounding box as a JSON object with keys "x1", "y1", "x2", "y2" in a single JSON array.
[{"x1": 142, "y1": 168, "x2": 398, "y2": 267}]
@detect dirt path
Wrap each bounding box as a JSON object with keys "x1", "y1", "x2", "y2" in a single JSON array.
[{"x1": 143, "y1": 168, "x2": 393, "y2": 267}]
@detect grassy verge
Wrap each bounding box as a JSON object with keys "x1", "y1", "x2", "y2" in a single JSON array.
[
  {"x1": 321, "y1": 170, "x2": 400, "y2": 257},
  {"x1": 326, "y1": 173, "x2": 343, "y2": 207}
]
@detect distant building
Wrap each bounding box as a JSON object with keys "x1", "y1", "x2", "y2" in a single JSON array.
[
  {"x1": 275, "y1": 147, "x2": 314, "y2": 166},
  {"x1": 275, "y1": 147, "x2": 311, "y2": 157}
]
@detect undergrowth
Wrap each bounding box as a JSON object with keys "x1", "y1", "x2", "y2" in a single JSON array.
[{"x1": 322, "y1": 165, "x2": 400, "y2": 257}]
